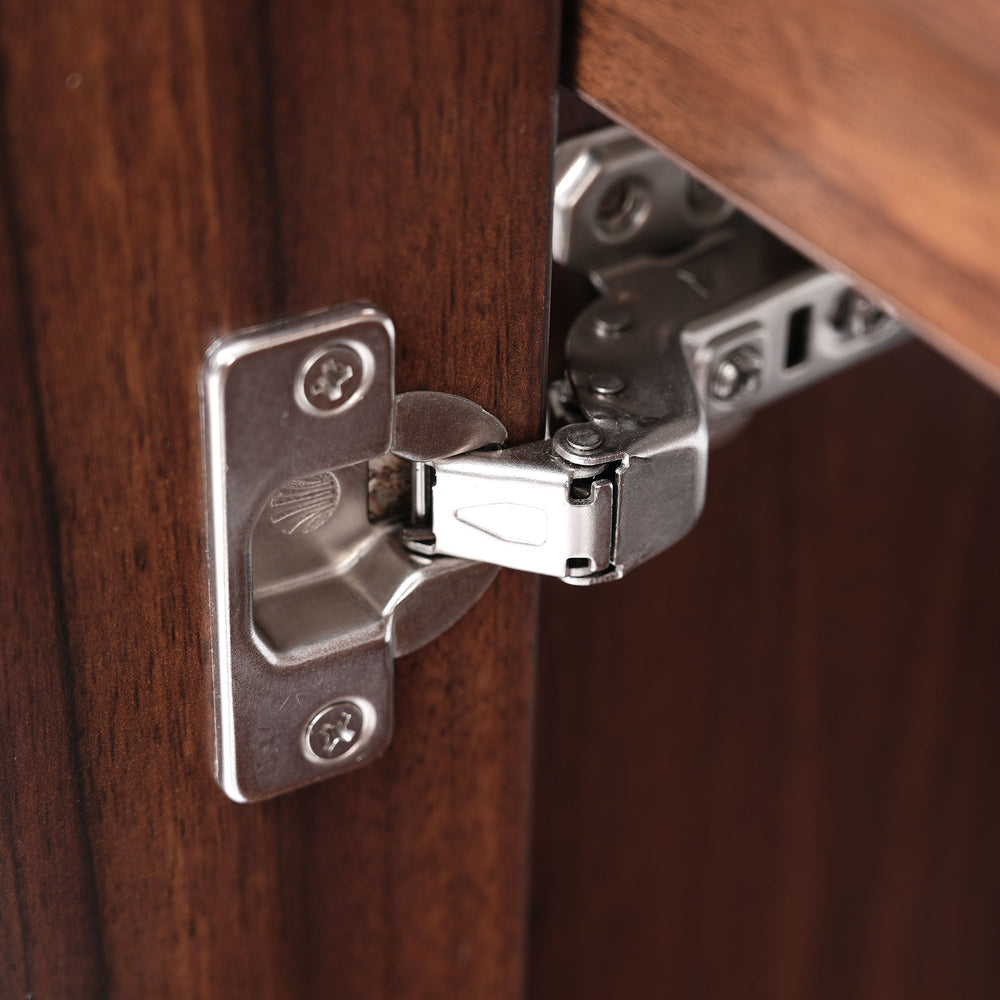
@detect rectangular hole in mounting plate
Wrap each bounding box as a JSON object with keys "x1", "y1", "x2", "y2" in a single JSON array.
[{"x1": 785, "y1": 305, "x2": 811, "y2": 369}]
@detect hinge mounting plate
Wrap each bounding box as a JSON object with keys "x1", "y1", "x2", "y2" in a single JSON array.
[{"x1": 201, "y1": 305, "x2": 502, "y2": 801}]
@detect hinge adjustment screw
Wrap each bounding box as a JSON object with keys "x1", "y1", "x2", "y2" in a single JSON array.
[
  {"x1": 835, "y1": 290, "x2": 896, "y2": 340},
  {"x1": 710, "y1": 345, "x2": 764, "y2": 402}
]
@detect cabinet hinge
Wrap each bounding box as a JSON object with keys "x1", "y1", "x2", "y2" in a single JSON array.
[{"x1": 201, "y1": 126, "x2": 905, "y2": 799}]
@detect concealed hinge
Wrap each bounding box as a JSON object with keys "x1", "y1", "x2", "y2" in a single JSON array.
[{"x1": 201, "y1": 126, "x2": 905, "y2": 799}]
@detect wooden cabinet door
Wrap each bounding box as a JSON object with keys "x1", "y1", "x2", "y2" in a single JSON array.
[{"x1": 0, "y1": 2, "x2": 557, "y2": 997}]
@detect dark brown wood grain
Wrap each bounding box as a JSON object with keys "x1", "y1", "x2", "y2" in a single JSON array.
[
  {"x1": 0, "y1": 1, "x2": 557, "y2": 996},
  {"x1": 565, "y1": 0, "x2": 1000, "y2": 388},
  {"x1": 0, "y1": 92, "x2": 110, "y2": 996},
  {"x1": 530, "y1": 337, "x2": 1000, "y2": 999}
]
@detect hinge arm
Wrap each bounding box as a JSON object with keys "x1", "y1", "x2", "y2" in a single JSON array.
[{"x1": 415, "y1": 208, "x2": 904, "y2": 584}]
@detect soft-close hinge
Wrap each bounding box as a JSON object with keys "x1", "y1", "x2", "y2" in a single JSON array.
[{"x1": 200, "y1": 126, "x2": 906, "y2": 798}]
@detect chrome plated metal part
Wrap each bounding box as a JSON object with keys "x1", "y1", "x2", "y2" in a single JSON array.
[
  {"x1": 201, "y1": 306, "x2": 501, "y2": 801},
  {"x1": 682, "y1": 267, "x2": 905, "y2": 431},
  {"x1": 709, "y1": 345, "x2": 764, "y2": 402},
  {"x1": 304, "y1": 701, "x2": 365, "y2": 761},
  {"x1": 429, "y1": 441, "x2": 616, "y2": 579},
  {"x1": 419, "y1": 133, "x2": 907, "y2": 586},
  {"x1": 392, "y1": 390, "x2": 507, "y2": 461},
  {"x1": 833, "y1": 289, "x2": 901, "y2": 342},
  {"x1": 553, "y1": 125, "x2": 735, "y2": 277}
]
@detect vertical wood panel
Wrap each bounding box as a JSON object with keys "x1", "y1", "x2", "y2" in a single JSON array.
[
  {"x1": 0, "y1": 1, "x2": 557, "y2": 996},
  {"x1": 0, "y1": 101, "x2": 109, "y2": 997}
]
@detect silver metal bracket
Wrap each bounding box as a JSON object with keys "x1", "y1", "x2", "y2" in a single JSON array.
[
  {"x1": 416, "y1": 127, "x2": 907, "y2": 584},
  {"x1": 201, "y1": 305, "x2": 504, "y2": 801},
  {"x1": 201, "y1": 127, "x2": 906, "y2": 800}
]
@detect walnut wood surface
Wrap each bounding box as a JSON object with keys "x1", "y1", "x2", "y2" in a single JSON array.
[
  {"x1": 0, "y1": 1, "x2": 556, "y2": 996},
  {"x1": 566, "y1": 0, "x2": 1000, "y2": 388},
  {"x1": 531, "y1": 338, "x2": 1000, "y2": 999}
]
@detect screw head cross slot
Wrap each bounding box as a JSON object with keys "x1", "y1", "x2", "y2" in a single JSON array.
[
  {"x1": 296, "y1": 344, "x2": 365, "y2": 415},
  {"x1": 305, "y1": 702, "x2": 364, "y2": 761},
  {"x1": 311, "y1": 357, "x2": 353, "y2": 402}
]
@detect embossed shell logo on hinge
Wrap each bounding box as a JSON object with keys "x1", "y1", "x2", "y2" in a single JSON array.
[{"x1": 268, "y1": 471, "x2": 342, "y2": 535}]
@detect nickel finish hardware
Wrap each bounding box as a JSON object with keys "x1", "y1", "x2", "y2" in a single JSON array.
[{"x1": 201, "y1": 126, "x2": 906, "y2": 800}]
